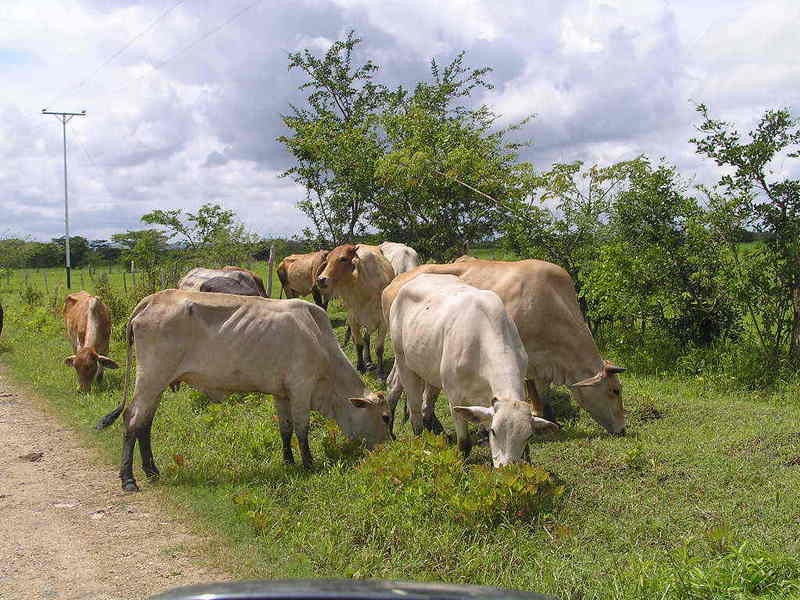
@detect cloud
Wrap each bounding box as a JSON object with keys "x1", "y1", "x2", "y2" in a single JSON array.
[{"x1": 2, "y1": 0, "x2": 799, "y2": 242}]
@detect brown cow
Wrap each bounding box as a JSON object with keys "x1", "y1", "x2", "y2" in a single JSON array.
[
  {"x1": 63, "y1": 291, "x2": 119, "y2": 392},
  {"x1": 277, "y1": 250, "x2": 330, "y2": 309},
  {"x1": 317, "y1": 244, "x2": 394, "y2": 379},
  {"x1": 382, "y1": 259, "x2": 626, "y2": 435}
]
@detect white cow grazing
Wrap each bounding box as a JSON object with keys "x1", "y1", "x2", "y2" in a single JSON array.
[
  {"x1": 379, "y1": 241, "x2": 419, "y2": 276},
  {"x1": 97, "y1": 290, "x2": 389, "y2": 491},
  {"x1": 388, "y1": 274, "x2": 558, "y2": 467}
]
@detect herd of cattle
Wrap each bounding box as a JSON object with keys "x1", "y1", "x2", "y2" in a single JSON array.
[{"x1": 53, "y1": 241, "x2": 625, "y2": 492}]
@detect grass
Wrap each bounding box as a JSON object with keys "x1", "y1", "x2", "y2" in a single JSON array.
[{"x1": 2, "y1": 267, "x2": 800, "y2": 599}]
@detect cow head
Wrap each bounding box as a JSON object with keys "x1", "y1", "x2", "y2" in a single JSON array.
[
  {"x1": 568, "y1": 360, "x2": 626, "y2": 435},
  {"x1": 348, "y1": 391, "x2": 390, "y2": 447},
  {"x1": 454, "y1": 397, "x2": 560, "y2": 467},
  {"x1": 317, "y1": 245, "x2": 358, "y2": 293},
  {"x1": 64, "y1": 349, "x2": 119, "y2": 392}
]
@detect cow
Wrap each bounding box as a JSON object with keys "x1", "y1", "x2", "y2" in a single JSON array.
[
  {"x1": 379, "y1": 241, "x2": 419, "y2": 275},
  {"x1": 316, "y1": 244, "x2": 394, "y2": 380},
  {"x1": 389, "y1": 274, "x2": 558, "y2": 466},
  {"x1": 178, "y1": 267, "x2": 267, "y2": 297},
  {"x1": 199, "y1": 276, "x2": 262, "y2": 297},
  {"x1": 63, "y1": 291, "x2": 119, "y2": 392},
  {"x1": 343, "y1": 242, "x2": 419, "y2": 351},
  {"x1": 276, "y1": 250, "x2": 330, "y2": 309},
  {"x1": 382, "y1": 258, "x2": 626, "y2": 436},
  {"x1": 95, "y1": 290, "x2": 390, "y2": 492}
]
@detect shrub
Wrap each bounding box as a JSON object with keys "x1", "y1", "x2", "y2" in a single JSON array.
[
  {"x1": 19, "y1": 282, "x2": 43, "y2": 308},
  {"x1": 359, "y1": 432, "x2": 565, "y2": 529}
]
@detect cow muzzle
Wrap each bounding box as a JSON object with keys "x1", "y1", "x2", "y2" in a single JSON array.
[{"x1": 317, "y1": 276, "x2": 329, "y2": 290}]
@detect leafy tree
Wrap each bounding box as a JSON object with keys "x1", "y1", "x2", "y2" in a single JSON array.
[
  {"x1": 89, "y1": 239, "x2": 121, "y2": 263},
  {"x1": 584, "y1": 159, "x2": 737, "y2": 346},
  {"x1": 375, "y1": 53, "x2": 535, "y2": 260},
  {"x1": 141, "y1": 203, "x2": 256, "y2": 265},
  {"x1": 279, "y1": 31, "x2": 392, "y2": 245},
  {"x1": 51, "y1": 236, "x2": 90, "y2": 267},
  {"x1": 111, "y1": 229, "x2": 169, "y2": 271},
  {"x1": 503, "y1": 158, "x2": 644, "y2": 324},
  {"x1": 691, "y1": 104, "x2": 800, "y2": 358}
]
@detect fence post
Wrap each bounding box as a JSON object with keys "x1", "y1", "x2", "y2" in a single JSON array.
[
  {"x1": 122, "y1": 270, "x2": 128, "y2": 295},
  {"x1": 266, "y1": 244, "x2": 275, "y2": 298},
  {"x1": 131, "y1": 261, "x2": 136, "y2": 288}
]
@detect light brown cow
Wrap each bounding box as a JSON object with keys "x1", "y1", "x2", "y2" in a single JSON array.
[
  {"x1": 277, "y1": 250, "x2": 330, "y2": 309},
  {"x1": 96, "y1": 291, "x2": 389, "y2": 491},
  {"x1": 63, "y1": 291, "x2": 119, "y2": 392},
  {"x1": 382, "y1": 259, "x2": 626, "y2": 435},
  {"x1": 379, "y1": 241, "x2": 419, "y2": 275},
  {"x1": 316, "y1": 244, "x2": 394, "y2": 379}
]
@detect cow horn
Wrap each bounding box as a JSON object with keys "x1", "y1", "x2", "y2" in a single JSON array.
[{"x1": 604, "y1": 361, "x2": 626, "y2": 375}]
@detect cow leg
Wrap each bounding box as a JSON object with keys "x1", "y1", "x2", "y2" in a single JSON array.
[
  {"x1": 138, "y1": 420, "x2": 159, "y2": 480},
  {"x1": 120, "y1": 381, "x2": 164, "y2": 492},
  {"x1": 204, "y1": 389, "x2": 227, "y2": 404},
  {"x1": 527, "y1": 379, "x2": 556, "y2": 423},
  {"x1": 290, "y1": 398, "x2": 313, "y2": 469},
  {"x1": 273, "y1": 395, "x2": 295, "y2": 465},
  {"x1": 374, "y1": 324, "x2": 388, "y2": 381},
  {"x1": 422, "y1": 385, "x2": 444, "y2": 434},
  {"x1": 450, "y1": 404, "x2": 472, "y2": 459},
  {"x1": 312, "y1": 289, "x2": 326, "y2": 309},
  {"x1": 385, "y1": 365, "x2": 403, "y2": 438},
  {"x1": 363, "y1": 332, "x2": 373, "y2": 370},
  {"x1": 350, "y1": 320, "x2": 367, "y2": 373},
  {"x1": 396, "y1": 362, "x2": 425, "y2": 435}
]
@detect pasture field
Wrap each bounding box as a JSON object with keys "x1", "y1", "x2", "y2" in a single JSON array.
[{"x1": 1, "y1": 266, "x2": 800, "y2": 599}]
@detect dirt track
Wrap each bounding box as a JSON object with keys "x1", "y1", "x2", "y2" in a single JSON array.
[{"x1": 0, "y1": 366, "x2": 226, "y2": 599}]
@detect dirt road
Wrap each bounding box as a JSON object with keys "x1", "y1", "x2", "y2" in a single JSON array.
[{"x1": 0, "y1": 367, "x2": 226, "y2": 599}]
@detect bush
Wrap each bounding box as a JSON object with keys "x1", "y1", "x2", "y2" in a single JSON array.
[
  {"x1": 19, "y1": 282, "x2": 43, "y2": 308},
  {"x1": 358, "y1": 432, "x2": 565, "y2": 529}
]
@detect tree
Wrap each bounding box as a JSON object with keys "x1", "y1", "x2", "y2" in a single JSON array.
[
  {"x1": 503, "y1": 158, "x2": 644, "y2": 324},
  {"x1": 691, "y1": 104, "x2": 800, "y2": 358},
  {"x1": 375, "y1": 53, "x2": 536, "y2": 260},
  {"x1": 141, "y1": 203, "x2": 257, "y2": 265},
  {"x1": 583, "y1": 159, "x2": 737, "y2": 346},
  {"x1": 279, "y1": 31, "x2": 392, "y2": 245},
  {"x1": 111, "y1": 229, "x2": 169, "y2": 271}
]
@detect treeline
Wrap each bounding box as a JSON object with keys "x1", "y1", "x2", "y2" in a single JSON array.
[{"x1": 279, "y1": 32, "x2": 800, "y2": 386}]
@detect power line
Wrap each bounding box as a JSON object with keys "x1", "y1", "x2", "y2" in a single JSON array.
[
  {"x1": 104, "y1": 0, "x2": 266, "y2": 98},
  {"x1": 47, "y1": 0, "x2": 186, "y2": 106}
]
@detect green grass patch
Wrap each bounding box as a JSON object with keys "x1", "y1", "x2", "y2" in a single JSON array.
[{"x1": 1, "y1": 272, "x2": 800, "y2": 599}]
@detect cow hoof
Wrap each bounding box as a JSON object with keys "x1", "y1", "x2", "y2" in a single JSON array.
[{"x1": 122, "y1": 479, "x2": 140, "y2": 492}]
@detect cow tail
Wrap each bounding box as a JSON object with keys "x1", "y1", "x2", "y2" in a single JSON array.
[{"x1": 95, "y1": 308, "x2": 137, "y2": 430}]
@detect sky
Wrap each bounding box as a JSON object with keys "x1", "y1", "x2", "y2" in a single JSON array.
[{"x1": 1, "y1": 0, "x2": 798, "y2": 242}]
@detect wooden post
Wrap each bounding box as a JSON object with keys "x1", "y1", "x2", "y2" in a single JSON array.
[
  {"x1": 266, "y1": 244, "x2": 275, "y2": 298},
  {"x1": 130, "y1": 261, "x2": 136, "y2": 288},
  {"x1": 122, "y1": 270, "x2": 128, "y2": 295}
]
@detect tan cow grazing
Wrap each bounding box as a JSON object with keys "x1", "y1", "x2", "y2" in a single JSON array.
[
  {"x1": 277, "y1": 250, "x2": 330, "y2": 309},
  {"x1": 382, "y1": 258, "x2": 627, "y2": 436},
  {"x1": 379, "y1": 241, "x2": 419, "y2": 275},
  {"x1": 96, "y1": 290, "x2": 389, "y2": 492},
  {"x1": 316, "y1": 244, "x2": 394, "y2": 380},
  {"x1": 389, "y1": 274, "x2": 558, "y2": 465},
  {"x1": 178, "y1": 267, "x2": 267, "y2": 297},
  {"x1": 63, "y1": 291, "x2": 119, "y2": 392}
]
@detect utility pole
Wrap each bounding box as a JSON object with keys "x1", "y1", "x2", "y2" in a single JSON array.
[{"x1": 41, "y1": 108, "x2": 86, "y2": 289}]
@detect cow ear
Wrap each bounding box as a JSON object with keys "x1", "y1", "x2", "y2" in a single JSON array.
[
  {"x1": 453, "y1": 405, "x2": 494, "y2": 424},
  {"x1": 64, "y1": 355, "x2": 76, "y2": 367},
  {"x1": 350, "y1": 397, "x2": 376, "y2": 408},
  {"x1": 97, "y1": 355, "x2": 119, "y2": 369},
  {"x1": 530, "y1": 415, "x2": 560, "y2": 432},
  {"x1": 569, "y1": 371, "x2": 604, "y2": 387}
]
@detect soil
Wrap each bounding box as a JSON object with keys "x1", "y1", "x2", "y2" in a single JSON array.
[{"x1": 0, "y1": 366, "x2": 227, "y2": 599}]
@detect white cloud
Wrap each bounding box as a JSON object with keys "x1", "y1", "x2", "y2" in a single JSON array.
[{"x1": 1, "y1": 0, "x2": 798, "y2": 242}]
